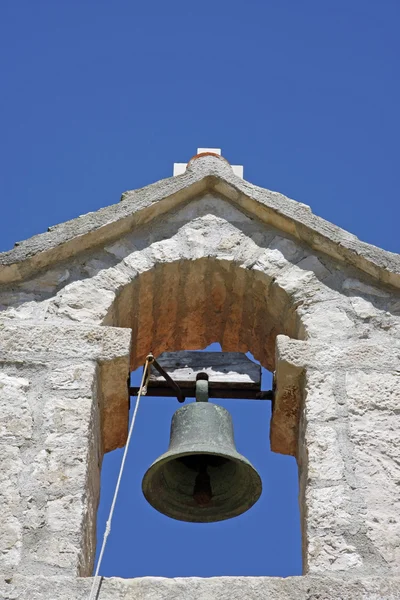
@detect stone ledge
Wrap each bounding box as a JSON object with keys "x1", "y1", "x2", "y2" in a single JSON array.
[
  {"x1": 0, "y1": 322, "x2": 132, "y2": 452},
  {"x1": 1, "y1": 575, "x2": 400, "y2": 600},
  {"x1": 275, "y1": 335, "x2": 400, "y2": 372},
  {"x1": 271, "y1": 335, "x2": 400, "y2": 456},
  {"x1": 0, "y1": 321, "x2": 132, "y2": 364},
  {"x1": 0, "y1": 155, "x2": 399, "y2": 289}
]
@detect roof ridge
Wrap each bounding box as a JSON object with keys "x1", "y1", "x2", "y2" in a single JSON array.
[{"x1": 0, "y1": 155, "x2": 399, "y2": 289}]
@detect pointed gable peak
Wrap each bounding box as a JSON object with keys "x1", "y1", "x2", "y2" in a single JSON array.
[
  {"x1": 173, "y1": 148, "x2": 244, "y2": 179},
  {"x1": 0, "y1": 151, "x2": 399, "y2": 290}
]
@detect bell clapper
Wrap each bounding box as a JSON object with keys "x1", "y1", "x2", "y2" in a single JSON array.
[{"x1": 193, "y1": 456, "x2": 213, "y2": 506}]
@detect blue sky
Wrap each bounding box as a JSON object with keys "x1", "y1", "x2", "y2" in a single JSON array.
[{"x1": 1, "y1": 0, "x2": 399, "y2": 579}]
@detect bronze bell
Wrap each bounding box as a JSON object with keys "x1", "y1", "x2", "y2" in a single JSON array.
[{"x1": 142, "y1": 401, "x2": 262, "y2": 522}]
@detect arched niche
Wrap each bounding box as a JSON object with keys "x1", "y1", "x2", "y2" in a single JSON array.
[
  {"x1": 108, "y1": 257, "x2": 300, "y2": 372},
  {"x1": 79, "y1": 238, "x2": 345, "y2": 458},
  {"x1": 97, "y1": 254, "x2": 307, "y2": 458}
]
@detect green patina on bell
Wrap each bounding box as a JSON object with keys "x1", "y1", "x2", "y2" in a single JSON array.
[{"x1": 142, "y1": 401, "x2": 262, "y2": 523}]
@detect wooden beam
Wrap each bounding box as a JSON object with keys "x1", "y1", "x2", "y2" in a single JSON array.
[{"x1": 148, "y1": 351, "x2": 261, "y2": 391}]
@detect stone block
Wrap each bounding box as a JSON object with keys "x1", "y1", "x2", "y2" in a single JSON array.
[
  {"x1": 306, "y1": 485, "x2": 353, "y2": 534},
  {"x1": 307, "y1": 534, "x2": 363, "y2": 573},
  {"x1": 305, "y1": 424, "x2": 345, "y2": 483},
  {"x1": 47, "y1": 280, "x2": 116, "y2": 324},
  {"x1": 298, "y1": 303, "x2": 356, "y2": 340},
  {"x1": 0, "y1": 373, "x2": 32, "y2": 443},
  {"x1": 0, "y1": 446, "x2": 23, "y2": 571},
  {"x1": 45, "y1": 364, "x2": 95, "y2": 396},
  {"x1": 303, "y1": 371, "x2": 337, "y2": 422}
]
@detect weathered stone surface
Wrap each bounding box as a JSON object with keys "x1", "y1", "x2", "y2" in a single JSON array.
[
  {"x1": 0, "y1": 362, "x2": 100, "y2": 577},
  {"x1": 306, "y1": 424, "x2": 345, "y2": 482},
  {"x1": 275, "y1": 336, "x2": 400, "y2": 373},
  {"x1": 46, "y1": 281, "x2": 116, "y2": 323},
  {"x1": 1, "y1": 575, "x2": 400, "y2": 600},
  {"x1": 0, "y1": 445, "x2": 23, "y2": 571},
  {"x1": 343, "y1": 278, "x2": 390, "y2": 298},
  {"x1": 0, "y1": 374, "x2": 32, "y2": 443},
  {"x1": 346, "y1": 371, "x2": 400, "y2": 574},
  {"x1": 0, "y1": 321, "x2": 131, "y2": 579},
  {"x1": 20, "y1": 268, "x2": 70, "y2": 293},
  {"x1": 302, "y1": 371, "x2": 337, "y2": 422},
  {"x1": 0, "y1": 321, "x2": 131, "y2": 366}
]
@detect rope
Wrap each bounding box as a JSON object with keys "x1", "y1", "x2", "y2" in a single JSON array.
[{"x1": 88, "y1": 355, "x2": 152, "y2": 600}]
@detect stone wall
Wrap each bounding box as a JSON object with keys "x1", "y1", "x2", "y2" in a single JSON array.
[{"x1": 0, "y1": 156, "x2": 399, "y2": 596}]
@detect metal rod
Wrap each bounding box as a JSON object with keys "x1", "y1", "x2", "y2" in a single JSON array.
[
  {"x1": 150, "y1": 358, "x2": 186, "y2": 403},
  {"x1": 128, "y1": 386, "x2": 273, "y2": 401}
]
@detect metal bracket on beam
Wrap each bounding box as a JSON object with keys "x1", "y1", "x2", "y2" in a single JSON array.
[{"x1": 150, "y1": 356, "x2": 186, "y2": 403}]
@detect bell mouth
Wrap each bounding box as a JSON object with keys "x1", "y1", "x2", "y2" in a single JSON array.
[{"x1": 142, "y1": 448, "x2": 262, "y2": 523}]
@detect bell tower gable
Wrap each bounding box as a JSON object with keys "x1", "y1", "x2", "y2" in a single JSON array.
[{"x1": 0, "y1": 151, "x2": 400, "y2": 597}]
